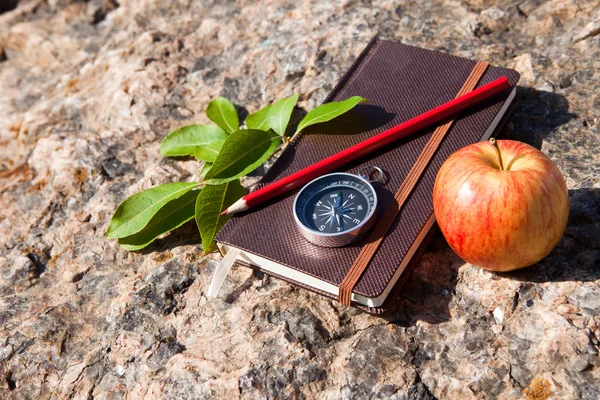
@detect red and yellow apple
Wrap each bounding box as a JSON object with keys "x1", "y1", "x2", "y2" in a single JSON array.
[{"x1": 433, "y1": 139, "x2": 569, "y2": 272}]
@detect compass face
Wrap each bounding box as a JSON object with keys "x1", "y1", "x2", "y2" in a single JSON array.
[{"x1": 294, "y1": 173, "x2": 376, "y2": 236}]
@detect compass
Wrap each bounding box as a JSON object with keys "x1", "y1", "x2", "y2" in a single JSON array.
[{"x1": 293, "y1": 167, "x2": 383, "y2": 247}]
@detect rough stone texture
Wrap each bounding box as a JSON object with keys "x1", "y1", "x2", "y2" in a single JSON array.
[{"x1": 0, "y1": 0, "x2": 599, "y2": 398}]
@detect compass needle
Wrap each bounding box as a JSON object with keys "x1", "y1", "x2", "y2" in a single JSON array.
[
  {"x1": 325, "y1": 215, "x2": 333, "y2": 226},
  {"x1": 335, "y1": 192, "x2": 342, "y2": 208}
]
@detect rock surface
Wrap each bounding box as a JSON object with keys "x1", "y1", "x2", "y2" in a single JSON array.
[{"x1": 1, "y1": 0, "x2": 599, "y2": 398}]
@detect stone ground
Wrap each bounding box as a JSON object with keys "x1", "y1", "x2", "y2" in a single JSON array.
[{"x1": 1, "y1": 0, "x2": 599, "y2": 398}]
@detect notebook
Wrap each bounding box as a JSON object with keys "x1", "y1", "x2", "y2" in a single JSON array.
[{"x1": 216, "y1": 37, "x2": 520, "y2": 312}]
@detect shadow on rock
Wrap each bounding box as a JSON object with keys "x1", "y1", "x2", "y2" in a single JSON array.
[
  {"x1": 234, "y1": 103, "x2": 249, "y2": 125},
  {"x1": 0, "y1": 0, "x2": 18, "y2": 14},
  {"x1": 499, "y1": 86, "x2": 576, "y2": 149},
  {"x1": 135, "y1": 220, "x2": 200, "y2": 255},
  {"x1": 382, "y1": 230, "x2": 463, "y2": 326},
  {"x1": 380, "y1": 186, "x2": 599, "y2": 324},
  {"x1": 497, "y1": 187, "x2": 600, "y2": 283}
]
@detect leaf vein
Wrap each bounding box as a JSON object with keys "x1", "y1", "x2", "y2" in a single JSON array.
[{"x1": 208, "y1": 137, "x2": 274, "y2": 178}]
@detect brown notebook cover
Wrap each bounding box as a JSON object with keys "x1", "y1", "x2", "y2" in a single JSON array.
[{"x1": 216, "y1": 37, "x2": 520, "y2": 312}]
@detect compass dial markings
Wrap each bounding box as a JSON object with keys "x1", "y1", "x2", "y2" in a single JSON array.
[{"x1": 296, "y1": 174, "x2": 376, "y2": 234}]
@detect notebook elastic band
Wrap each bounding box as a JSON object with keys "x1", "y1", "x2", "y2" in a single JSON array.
[{"x1": 338, "y1": 61, "x2": 490, "y2": 306}]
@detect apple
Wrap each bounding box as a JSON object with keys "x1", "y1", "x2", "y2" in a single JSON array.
[{"x1": 433, "y1": 139, "x2": 569, "y2": 272}]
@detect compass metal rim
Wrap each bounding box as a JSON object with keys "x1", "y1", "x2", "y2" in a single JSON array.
[{"x1": 292, "y1": 172, "x2": 378, "y2": 247}]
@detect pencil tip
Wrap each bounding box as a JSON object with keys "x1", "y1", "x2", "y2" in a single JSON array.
[{"x1": 223, "y1": 198, "x2": 249, "y2": 216}]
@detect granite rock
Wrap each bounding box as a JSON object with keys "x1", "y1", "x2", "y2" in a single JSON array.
[{"x1": 0, "y1": 0, "x2": 599, "y2": 398}]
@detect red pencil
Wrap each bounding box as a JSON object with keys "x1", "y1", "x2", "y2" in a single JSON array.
[{"x1": 223, "y1": 76, "x2": 511, "y2": 215}]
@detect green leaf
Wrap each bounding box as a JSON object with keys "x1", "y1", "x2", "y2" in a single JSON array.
[
  {"x1": 295, "y1": 96, "x2": 367, "y2": 134},
  {"x1": 195, "y1": 179, "x2": 246, "y2": 253},
  {"x1": 267, "y1": 94, "x2": 298, "y2": 136},
  {"x1": 206, "y1": 97, "x2": 239, "y2": 134},
  {"x1": 106, "y1": 182, "x2": 199, "y2": 239},
  {"x1": 200, "y1": 162, "x2": 212, "y2": 179},
  {"x1": 245, "y1": 105, "x2": 272, "y2": 130},
  {"x1": 194, "y1": 139, "x2": 225, "y2": 162},
  {"x1": 204, "y1": 129, "x2": 281, "y2": 185},
  {"x1": 160, "y1": 124, "x2": 228, "y2": 157},
  {"x1": 117, "y1": 189, "x2": 200, "y2": 251}
]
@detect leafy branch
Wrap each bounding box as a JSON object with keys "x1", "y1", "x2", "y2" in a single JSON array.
[{"x1": 105, "y1": 94, "x2": 367, "y2": 252}]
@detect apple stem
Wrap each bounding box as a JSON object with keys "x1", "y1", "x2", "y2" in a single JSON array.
[{"x1": 489, "y1": 138, "x2": 504, "y2": 171}]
